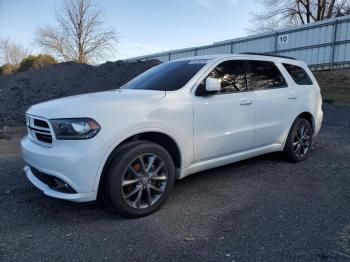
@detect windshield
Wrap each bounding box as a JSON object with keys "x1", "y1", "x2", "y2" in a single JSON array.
[{"x1": 123, "y1": 59, "x2": 209, "y2": 91}]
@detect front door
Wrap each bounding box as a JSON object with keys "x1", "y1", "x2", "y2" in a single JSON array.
[{"x1": 192, "y1": 60, "x2": 255, "y2": 162}]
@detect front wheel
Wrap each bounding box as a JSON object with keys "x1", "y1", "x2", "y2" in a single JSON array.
[
  {"x1": 103, "y1": 141, "x2": 175, "y2": 218},
  {"x1": 283, "y1": 117, "x2": 313, "y2": 162}
]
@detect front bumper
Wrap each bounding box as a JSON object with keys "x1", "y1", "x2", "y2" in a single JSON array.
[
  {"x1": 21, "y1": 135, "x2": 106, "y2": 202},
  {"x1": 24, "y1": 165, "x2": 96, "y2": 202}
]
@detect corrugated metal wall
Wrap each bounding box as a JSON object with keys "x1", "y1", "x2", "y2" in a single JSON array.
[{"x1": 127, "y1": 16, "x2": 350, "y2": 70}]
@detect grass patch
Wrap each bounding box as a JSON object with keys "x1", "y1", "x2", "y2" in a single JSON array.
[
  {"x1": 313, "y1": 69, "x2": 350, "y2": 105},
  {"x1": 321, "y1": 85, "x2": 350, "y2": 105}
]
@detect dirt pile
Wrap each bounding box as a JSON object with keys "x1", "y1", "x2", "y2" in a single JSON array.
[{"x1": 0, "y1": 59, "x2": 161, "y2": 127}]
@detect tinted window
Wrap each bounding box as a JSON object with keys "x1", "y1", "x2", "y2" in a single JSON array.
[
  {"x1": 283, "y1": 63, "x2": 313, "y2": 85},
  {"x1": 123, "y1": 60, "x2": 208, "y2": 91},
  {"x1": 246, "y1": 61, "x2": 286, "y2": 91},
  {"x1": 196, "y1": 60, "x2": 246, "y2": 95}
]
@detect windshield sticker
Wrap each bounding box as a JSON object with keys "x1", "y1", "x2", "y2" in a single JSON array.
[{"x1": 188, "y1": 59, "x2": 210, "y2": 64}]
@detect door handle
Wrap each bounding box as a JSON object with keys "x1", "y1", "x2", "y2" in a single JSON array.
[
  {"x1": 240, "y1": 100, "x2": 253, "y2": 105},
  {"x1": 288, "y1": 96, "x2": 297, "y2": 100}
]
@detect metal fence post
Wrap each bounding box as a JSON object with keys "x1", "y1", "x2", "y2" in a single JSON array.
[
  {"x1": 274, "y1": 32, "x2": 278, "y2": 54},
  {"x1": 168, "y1": 52, "x2": 171, "y2": 61},
  {"x1": 230, "y1": 41, "x2": 234, "y2": 54},
  {"x1": 330, "y1": 19, "x2": 339, "y2": 70}
]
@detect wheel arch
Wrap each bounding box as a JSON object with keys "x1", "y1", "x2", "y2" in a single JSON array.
[
  {"x1": 296, "y1": 111, "x2": 315, "y2": 134},
  {"x1": 95, "y1": 130, "x2": 183, "y2": 195},
  {"x1": 282, "y1": 111, "x2": 316, "y2": 150}
]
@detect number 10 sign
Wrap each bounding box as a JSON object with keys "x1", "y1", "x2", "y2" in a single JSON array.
[{"x1": 278, "y1": 34, "x2": 289, "y2": 44}]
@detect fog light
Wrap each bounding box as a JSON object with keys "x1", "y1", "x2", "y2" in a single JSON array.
[{"x1": 52, "y1": 178, "x2": 76, "y2": 193}]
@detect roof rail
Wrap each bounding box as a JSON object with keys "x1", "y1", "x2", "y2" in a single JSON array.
[{"x1": 240, "y1": 52, "x2": 297, "y2": 60}]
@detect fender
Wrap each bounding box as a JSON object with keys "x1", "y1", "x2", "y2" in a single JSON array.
[
  {"x1": 92, "y1": 127, "x2": 185, "y2": 192},
  {"x1": 281, "y1": 110, "x2": 316, "y2": 150}
]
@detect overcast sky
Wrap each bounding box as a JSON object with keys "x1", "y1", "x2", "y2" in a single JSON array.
[{"x1": 0, "y1": 0, "x2": 260, "y2": 61}]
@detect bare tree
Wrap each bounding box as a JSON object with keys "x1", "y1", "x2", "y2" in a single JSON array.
[
  {"x1": 250, "y1": 0, "x2": 350, "y2": 32},
  {"x1": 35, "y1": 0, "x2": 117, "y2": 63},
  {"x1": 0, "y1": 38, "x2": 30, "y2": 67}
]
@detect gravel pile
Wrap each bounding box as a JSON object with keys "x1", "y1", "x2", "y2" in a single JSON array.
[{"x1": 0, "y1": 60, "x2": 161, "y2": 127}]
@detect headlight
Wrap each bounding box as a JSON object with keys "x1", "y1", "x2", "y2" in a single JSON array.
[{"x1": 50, "y1": 118, "x2": 101, "y2": 140}]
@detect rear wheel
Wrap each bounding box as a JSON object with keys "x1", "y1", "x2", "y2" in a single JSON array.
[
  {"x1": 102, "y1": 141, "x2": 175, "y2": 218},
  {"x1": 283, "y1": 117, "x2": 313, "y2": 162}
]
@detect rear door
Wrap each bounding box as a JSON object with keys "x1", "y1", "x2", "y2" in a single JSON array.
[
  {"x1": 245, "y1": 60, "x2": 298, "y2": 147},
  {"x1": 192, "y1": 60, "x2": 255, "y2": 162},
  {"x1": 282, "y1": 62, "x2": 315, "y2": 108}
]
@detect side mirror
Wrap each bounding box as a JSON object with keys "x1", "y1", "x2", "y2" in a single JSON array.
[{"x1": 205, "y1": 77, "x2": 221, "y2": 92}]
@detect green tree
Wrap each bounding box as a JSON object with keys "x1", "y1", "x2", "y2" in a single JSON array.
[{"x1": 18, "y1": 54, "x2": 57, "y2": 72}]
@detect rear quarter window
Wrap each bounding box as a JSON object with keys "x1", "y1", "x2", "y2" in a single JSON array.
[
  {"x1": 283, "y1": 63, "x2": 313, "y2": 85},
  {"x1": 246, "y1": 60, "x2": 287, "y2": 91}
]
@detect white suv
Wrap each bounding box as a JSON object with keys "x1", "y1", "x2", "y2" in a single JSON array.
[{"x1": 21, "y1": 53, "x2": 323, "y2": 217}]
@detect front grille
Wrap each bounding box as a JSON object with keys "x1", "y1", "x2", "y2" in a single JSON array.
[
  {"x1": 34, "y1": 119, "x2": 49, "y2": 128},
  {"x1": 27, "y1": 116, "x2": 53, "y2": 145},
  {"x1": 35, "y1": 133, "x2": 52, "y2": 143}
]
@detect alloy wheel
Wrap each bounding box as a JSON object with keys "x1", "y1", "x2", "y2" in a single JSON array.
[
  {"x1": 293, "y1": 124, "x2": 311, "y2": 158},
  {"x1": 121, "y1": 153, "x2": 168, "y2": 209}
]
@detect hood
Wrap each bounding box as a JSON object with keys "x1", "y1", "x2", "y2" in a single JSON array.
[{"x1": 27, "y1": 89, "x2": 166, "y2": 119}]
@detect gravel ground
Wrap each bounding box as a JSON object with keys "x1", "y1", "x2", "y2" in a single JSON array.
[{"x1": 0, "y1": 104, "x2": 350, "y2": 261}]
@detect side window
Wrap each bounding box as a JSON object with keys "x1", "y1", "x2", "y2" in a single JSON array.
[
  {"x1": 283, "y1": 63, "x2": 313, "y2": 85},
  {"x1": 246, "y1": 60, "x2": 287, "y2": 91},
  {"x1": 196, "y1": 60, "x2": 246, "y2": 95}
]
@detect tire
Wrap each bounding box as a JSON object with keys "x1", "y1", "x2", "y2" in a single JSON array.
[
  {"x1": 102, "y1": 140, "x2": 175, "y2": 218},
  {"x1": 283, "y1": 117, "x2": 313, "y2": 162}
]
